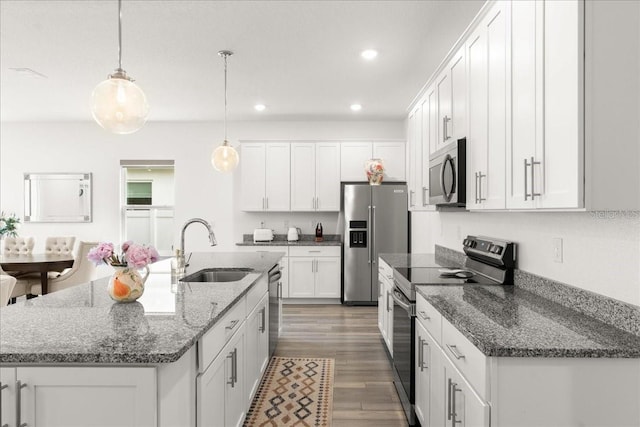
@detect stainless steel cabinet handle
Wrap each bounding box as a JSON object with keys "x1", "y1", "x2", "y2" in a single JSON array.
[
  {"x1": 530, "y1": 156, "x2": 541, "y2": 200},
  {"x1": 1, "y1": 382, "x2": 8, "y2": 427},
  {"x1": 524, "y1": 158, "x2": 530, "y2": 200},
  {"x1": 478, "y1": 172, "x2": 486, "y2": 202},
  {"x1": 409, "y1": 190, "x2": 415, "y2": 207},
  {"x1": 386, "y1": 290, "x2": 392, "y2": 312},
  {"x1": 419, "y1": 310, "x2": 430, "y2": 321},
  {"x1": 420, "y1": 339, "x2": 428, "y2": 372},
  {"x1": 277, "y1": 281, "x2": 282, "y2": 299},
  {"x1": 447, "y1": 378, "x2": 453, "y2": 421},
  {"x1": 422, "y1": 187, "x2": 428, "y2": 206},
  {"x1": 262, "y1": 197, "x2": 265, "y2": 209},
  {"x1": 417, "y1": 336, "x2": 424, "y2": 370},
  {"x1": 386, "y1": 275, "x2": 393, "y2": 280},
  {"x1": 225, "y1": 319, "x2": 240, "y2": 330},
  {"x1": 378, "y1": 280, "x2": 384, "y2": 297},
  {"x1": 451, "y1": 381, "x2": 462, "y2": 426},
  {"x1": 446, "y1": 344, "x2": 465, "y2": 360},
  {"x1": 232, "y1": 348, "x2": 238, "y2": 386},
  {"x1": 260, "y1": 307, "x2": 266, "y2": 333},
  {"x1": 308, "y1": 250, "x2": 321, "y2": 253},
  {"x1": 226, "y1": 351, "x2": 234, "y2": 386},
  {"x1": 474, "y1": 172, "x2": 479, "y2": 203},
  {"x1": 16, "y1": 380, "x2": 27, "y2": 427}
]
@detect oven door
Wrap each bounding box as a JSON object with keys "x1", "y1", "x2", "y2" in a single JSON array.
[{"x1": 392, "y1": 288, "x2": 416, "y2": 405}]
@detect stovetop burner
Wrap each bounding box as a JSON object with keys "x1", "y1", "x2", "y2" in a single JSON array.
[{"x1": 394, "y1": 235, "x2": 516, "y2": 301}]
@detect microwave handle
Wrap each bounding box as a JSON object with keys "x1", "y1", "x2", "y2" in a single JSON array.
[{"x1": 440, "y1": 154, "x2": 455, "y2": 202}]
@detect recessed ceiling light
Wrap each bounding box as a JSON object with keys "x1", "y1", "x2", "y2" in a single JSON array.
[
  {"x1": 350, "y1": 104, "x2": 362, "y2": 112},
  {"x1": 254, "y1": 104, "x2": 266, "y2": 112},
  {"x1": 361, "y1": 49, "x2": 378, "y2": 60}
]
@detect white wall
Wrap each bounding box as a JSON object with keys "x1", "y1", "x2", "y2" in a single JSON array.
[
  {"x1": 1, "y1": 120, "x2": 403, "y2": 253},
  {"x1": 411, "y1": 211, "x2": 640, "y2": 307}
]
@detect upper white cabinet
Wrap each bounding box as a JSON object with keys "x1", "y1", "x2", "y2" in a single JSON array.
[
  {"x1": 291, "y1": 142, "x2": 340, "y2": 212},
  {"x1": 507, "y1": 0, "x2": 582, "y2": 209},
  {"x1": 408, "y1": 97, "x2": 433, "y2": 211},
  {"x1": 240, "y1": 142, "x2": 290, "y2": 211},
  {"x1": 466, "y1": 1, "x2": 508, "y2": 210},
  {"x1": 340, "y1": 141, "x2": 406, "y2": 182}
]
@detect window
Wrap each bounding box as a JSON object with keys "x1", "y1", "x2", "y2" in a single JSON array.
[{"x1": 127, "y1": 181, "x2": 152, "y2": 205}]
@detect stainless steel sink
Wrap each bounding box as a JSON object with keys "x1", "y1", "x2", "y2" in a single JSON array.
[{"x1": 180, "y1": 268, "x2": 254, "y2": 283}]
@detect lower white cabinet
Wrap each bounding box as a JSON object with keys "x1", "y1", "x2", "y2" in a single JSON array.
[
  {"x1": 198, "y1": 323, "x2": 246, "y2": 427},
  {"x1": 0, "y1": 366, "x2": 156, "y2": 427},
  {"x1": 442, "y1": 354, "x2": 490, "y2": 427},
  {"x1": 288, "y1": 247, "x2": 341, "y2": 299},
  {"x1": 245, "y1": 293, "x2": 269, "y2": 401},
  {"x1": 377, "y1": 259, "x2": 394, "y2": 356}
]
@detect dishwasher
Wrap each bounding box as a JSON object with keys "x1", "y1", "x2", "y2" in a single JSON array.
[{"x1": 268, "y1": 264, "x2": 282, "y2": 356}]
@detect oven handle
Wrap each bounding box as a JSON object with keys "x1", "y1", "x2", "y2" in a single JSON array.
[{"x1": 391, "y1": 289, "x2": 415, "y2": 317}]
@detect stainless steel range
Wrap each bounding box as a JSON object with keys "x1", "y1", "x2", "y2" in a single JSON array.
[{"x1": 390, "y1": 236, "x2": 516, "y2": 426}]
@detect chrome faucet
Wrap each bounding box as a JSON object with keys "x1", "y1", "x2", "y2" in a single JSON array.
[{"x1": 180, "y1": 218, "x2": 217, "y2": 266}]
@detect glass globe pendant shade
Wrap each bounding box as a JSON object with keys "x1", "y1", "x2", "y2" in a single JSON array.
[
  {"x1": 91, "y1": 75, "x2": 149, "y2": 134},
  {"x1": 211, "y1": 141, "x2": 239, "y2": 172}
]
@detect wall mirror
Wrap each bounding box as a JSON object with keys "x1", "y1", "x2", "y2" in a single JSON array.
[{"x1": 24, "y1": 173, "x2": 92, "y2": 222}]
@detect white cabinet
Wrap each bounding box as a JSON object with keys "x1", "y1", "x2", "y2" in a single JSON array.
[
  {"x1": 377, "y1": 259, "x2": 394, "y2": 356},
  {"x1": 407, "y1": 97, "x2": 434, "y2": 211},
  {"x1": 442, "y1": 355, "x2": 491, "y2": 427},
  {"x1": 288, "y1": 246, "x2": 341, "y2": 299},
  {"x1": 466, "y1": 1, "x2": 508, "y2": 210},
  {"x1": 198, "y1": 323, "x2": 246, "y2": 427},
  {"x1": 240, "y1": 142, "x2": 290, "y2": 211},
  {"x1": 291, "y1": 142, "x2": 340, "y2": 212},
  {"x1": 414, "y1": 321, "x2": 430, "y2": 425},
  {"x1": 0, "y1": 366, "x2": 156, "y2": 427},
  {"x1": 507, "y1": 0, "x2": 583, "y2": 209},
  {"x1": 245, "y1": 293, "x2": 269, "y2": 402},
  {"x1": 340, "y1": 142, "x2": 406, "y2": 182}
]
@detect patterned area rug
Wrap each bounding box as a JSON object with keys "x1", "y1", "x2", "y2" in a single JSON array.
[{"x1": 244, "y1": 357, "x2": 334, "y2": 427}]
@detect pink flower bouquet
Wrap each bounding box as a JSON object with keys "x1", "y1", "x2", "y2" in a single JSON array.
[{"x1": 88, "y1": 241, "x2": 159, "y2": 268}]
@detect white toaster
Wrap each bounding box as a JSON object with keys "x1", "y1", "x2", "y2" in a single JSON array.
[{"x1": 253, "y1": 228, "x2": 274, "y2": 243}]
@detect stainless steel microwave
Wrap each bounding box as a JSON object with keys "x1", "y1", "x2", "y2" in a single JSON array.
[{"x1": 429, "y1": 138, "x2": 466, "y2": 207}]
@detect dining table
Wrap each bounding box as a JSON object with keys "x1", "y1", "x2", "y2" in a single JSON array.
[{"x1": 0, "y1": 253, "x2": 74, "y2": 295}]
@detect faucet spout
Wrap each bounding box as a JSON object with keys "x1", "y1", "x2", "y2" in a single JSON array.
[{"x1": 180, "y1": 218, "x2": 217, "y2": 264}]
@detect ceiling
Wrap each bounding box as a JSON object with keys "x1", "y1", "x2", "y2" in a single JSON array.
[{"x1": 0, "y1": 0, "x2": 483, "y2": 122}]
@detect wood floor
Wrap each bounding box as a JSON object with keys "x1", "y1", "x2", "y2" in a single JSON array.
[{"x1": 275, "y1": 304, "x2": 409, "y2": 427}]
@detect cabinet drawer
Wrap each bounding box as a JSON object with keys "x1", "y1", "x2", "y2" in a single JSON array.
[
  {"x1": 288, "y1": 246, "x2": 340, "y2": 257},
  {"x1": 442, "y1": 318, "x2": 488, "y2": 398},
  {"x1": 246, "y1": 275, "x2": 268, "y2": 313},
  {"x1": 416, "y1": 293, "x2": 442, "y2": 344},
  {"x1": 199, "y1": 298, "x2": 247, "y2": 373},
  {"x1": 377, "y1": 259, "x2": 394, "y2": 282},
  {"x1": 234, "y1": 245, "x2": 288, "y2": 254}
]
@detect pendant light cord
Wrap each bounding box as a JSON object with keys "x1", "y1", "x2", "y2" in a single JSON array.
[
  {"x1": 117, "y1": 0, "x2": 123, "y2": 71},
  {"x1": 223, "y1": 53, "x2": 228, "y2": 142}
]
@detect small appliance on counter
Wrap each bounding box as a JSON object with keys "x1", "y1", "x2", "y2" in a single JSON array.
[
  {"x1": 253, "y1": 228, "x2": 274, "y2": 243},
  {"x1": 315, "y1": 222, "x2": 323, "y2": 242},
  {"x1": 390, "y1": 235, "x2": 516, "y2": 426},
  {"x1": 287, "y1": 227, "x2": 301, "y2": 242}
]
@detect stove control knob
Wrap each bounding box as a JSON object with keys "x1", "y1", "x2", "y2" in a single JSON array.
[{"x1": 493, "y1": 245, "x2": 503, "y2": 255}]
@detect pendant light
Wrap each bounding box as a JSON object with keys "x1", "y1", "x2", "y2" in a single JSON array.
[
  {"x1": 91, "y1": 0, "x2": 149, "y2": 134},
  {"x1": 211, "y1": 50, "x2": 239, "y2": 172}
]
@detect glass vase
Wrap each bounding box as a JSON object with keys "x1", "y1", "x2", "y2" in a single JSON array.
[{"x1": 107, "y1": 265, "x2": 149, "y2": 303}]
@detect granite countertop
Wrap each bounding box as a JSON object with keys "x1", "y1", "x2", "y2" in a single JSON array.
[
  {"x1": 416, "y1": 285, "x2": 640, "y2": 358},
  {"x1": 236, "y1": 234, "x2": 342, "y2": 247},
  {"x1": 379, "y1": 253, "x2": 463, "y2": 268},
  {"x1": 0, "y1": 252, "x2": 284, "y2": 365}
]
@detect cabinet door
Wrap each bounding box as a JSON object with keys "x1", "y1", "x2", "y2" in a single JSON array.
[
  {"x1": 0, "y1": 367, "x2": 16, "y2": 427},
  {"x1": 280, "y1": 256, "x2": 289, "y2": 298},
  {"x1": 436, "y1": 70, "x2": 452, "y2": 151},
  {"x1": 291, "y1": 143, "x2": 316, "y2": 211},
  {"x1": 407, "y1": 109, "x2": 419, "y2": 209},
  {"x1": 265, "y1": 143, "x2": 290, "y2": 211},
  {"x1": 198, "y1": 348, "x2": 227, "y2": 427},
  {"x1": 483, "y1": 1, "x2": 508, "y2": 209},
  {"x1": 256, "y1": 295, "x2": 270, "y2": 376},
  {"x1": 225, "y1": 326, "x2": 246, "y2": 427},
  {"x1": 240, "y1": 143, "x2": 267, "y2": 211},
  {"x1": 373, "y1": 142, "x2": 406, "y2": 181},
  {"x1": 443, "y1": 359, "x2": 490, "y2": 427},
  {"x1": 288, "y1": 257, "x2": 315, "y2": 297},
  {"x1": 377, "y1": 273, "x2": 385, "y2": 337},
  {"x1": 315, "y1": 142, "x2": 341, "y2": 211},
  {"x1": 314, "y1": 257, "x2": 341, "y2": 298},
  {"x1": 419, "y1": 97, "x2": 431, "y2": 208},
  {"x1": 340, "y1": 142, "x2": 372, "y2": 181},
  {"x1": 450, "y1": 46, "x2": 467, "y2": 141},
  {"x1": 17, "y1": 367, "x2": 156, "y2": 427},
  {"x1": 466, "y1": 24, "x2": 488, "y2": 210},
  {"x1": 245, "y1": 303, "x2": 261, "y2": 401},
  {"x1": 384, "y1": 285, "x2": 394, "y2": 356},
  {"x1": 427, "y1": 85, "x2": 439, "y2": 156},
  {"x1": 415, "y1": 322, "x2": 430, "y2": 425},
  {"x1": 508, "y1": 0, "x2": 540, "y2": 209}
]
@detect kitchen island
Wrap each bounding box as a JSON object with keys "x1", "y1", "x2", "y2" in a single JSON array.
[{"x1": 0, "y1": 251, "x2": 284, "y2": 427}]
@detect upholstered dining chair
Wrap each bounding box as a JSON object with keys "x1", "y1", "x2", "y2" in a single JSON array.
[
  {"x1": 3, "y1": 237, "x2": 35, "y2": 255},
  {"x1": 45, "y1": 236, "x2": 76, "y2": 255},
  {"x1": 0, "y1": 267, "x2": 18, "y2": 306},
  {"x1": 29, "y1": 241, "x2": 99, "y2": 295}
]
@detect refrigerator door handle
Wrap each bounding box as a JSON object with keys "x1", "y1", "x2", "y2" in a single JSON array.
[
  {"x1": 371, "y1": 205, "x2": 376, "y2": 264},
  {"x1": 367, "y1": 205, "x2": 372, "y2": 264}
]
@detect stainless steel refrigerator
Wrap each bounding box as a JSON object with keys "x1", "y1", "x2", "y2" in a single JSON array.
[{"x1": 342, "y1": 183, "x2": 409, "y2": 304}]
